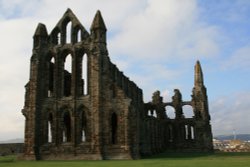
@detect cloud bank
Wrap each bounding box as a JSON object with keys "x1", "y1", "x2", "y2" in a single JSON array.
[{"x1": 0, "y1": 0, "x2": 250, "y2": 140}]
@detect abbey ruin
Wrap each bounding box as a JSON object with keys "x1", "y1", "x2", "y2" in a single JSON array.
[{"x1": 21, "y1": 9, "x2": 213, "y2": 160}]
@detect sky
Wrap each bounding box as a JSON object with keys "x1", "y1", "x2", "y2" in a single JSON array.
[{"x1": 0, "y1": 0, "x2": 250, "y2": 141}]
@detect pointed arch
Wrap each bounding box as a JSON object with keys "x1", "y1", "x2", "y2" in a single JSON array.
[
  {"x1": 57, "y1": 32, "x2": 61, "y2": 44},
  {"x1": 184, "y1": 124, "x2": 195, "y2": 140},
  {"x1": 191, "y1": 126, "x2": 195, "y2": 140},
  {"x1": 111, "y1": 112, "x2": 118, "y2": 144},
  {"x1": 48, "y1": 113, "x2": 53, "y2": 143},
  {"x1": 51, "y1": 8, "x2": 90, "y2": 44},
  {"x1": 48, "y1": 57, "x2": 55, "y2": 97},
  {"x1": 64, "y1": 54, "x2": 72, "y2": 73},
  {"x1": 77, "y1": 105, "x2": 89, "y2": 143},
  {"x1": 66, "y1": 21, "x2": 72, "y2": 43},
  {"x1": 64, "y1": 54, "x2": 72, "y2": 97},
  {"x1": 77, "y1": 29, "x2": 81, "y2": 42},
  {"x1": 81, "y1": 110, "x2": 87, "y2": 142},
  {"x1": 82, "y1": 54, "x2": 88, "y2": 95},
  {"x1": 62, "y1": 111, "x2": 71, "y2": 142}
]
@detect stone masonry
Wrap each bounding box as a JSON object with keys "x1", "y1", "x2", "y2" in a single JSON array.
[{"x1": 21, "y1": 9, "x2": 213, "y2": 160}]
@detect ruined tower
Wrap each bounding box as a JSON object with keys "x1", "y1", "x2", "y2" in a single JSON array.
[
  {"x1": 142, "y1": 61, "x2": 213, "y2": 154},
  {"x1": 21, "y1": 9, "x2": 213, "y2": 160},
  {"x1": 21, "y1": 9, "x2": 143, "y2": 160},
  {"x1": 191, "y1": 61, "x2": 213, "y2": 150}
]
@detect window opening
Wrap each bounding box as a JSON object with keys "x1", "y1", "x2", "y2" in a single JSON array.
[
  {"x1": 183, "y1": 105, "x2": 194, "y2": 118},
  {"x1": 63, "y1": 112, "x2": 71, "y2": 142},
  {"x1": 111, "y1": 113, "x2": 118, "y2": 144},
  {"x1": 48, "y1": 57, "x2": 55, "y2": 97},
  {"x1": 77, "y1": 30, "x2": 81, "y2": 42},
  {"x1": 64, "y1": 55, "x2": 72, "y2": 97},
  {"x1": 81, "y1": 111, "x2": 86, "y2": 142},
  {"x1": 66, "y1": 22, "x2": 72, "y2": 43},
  {"x1": 168, "y1": 125, "x2": 173, "y2": 142},
  {"x1": 185, "y1": 125, "x2": 189, "y2": 140},
  {"x1": 57, "y1": 33, "x2": 61, "y2": 44},
  {"x1": 82, "y1": 54, "x2": 88, "y2": 95},
  {"x1": 191, "y1": 126, "x2": 195, "y2": 139},
  {"x1": 166, "y1": 106, "x2": 175, "y2": 119},
  {"x1": 48, "y1": 113, "x2": 53, "y2": 143}
]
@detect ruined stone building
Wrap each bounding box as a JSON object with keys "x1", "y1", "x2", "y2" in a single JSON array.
[{"x1": 21, "y1": 9, "x2": 213, "y2": 160}]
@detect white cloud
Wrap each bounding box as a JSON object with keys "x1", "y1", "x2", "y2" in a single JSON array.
[
  {"x1": 0, "y1": 18, "x2": 34, "y2": 141},
  {"x1": 210, "y1": 92, "x2": 250, "y2": 136},
  {"x1": 109, "y1": 0, "x2": 221, "y2": 61},
  {"x1": 0, "y1": 0, "x2": 149, "y2": 141},
  {"x1": 222, "y1": 45, "x2": 250, "y2": 70},
  {"x1": 0, "y1": 0, "x2": 249, "y2": 141}
]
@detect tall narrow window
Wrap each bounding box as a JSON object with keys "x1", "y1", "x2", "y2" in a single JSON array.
[
  {"x1": 48, "y1": 113, "x2": 53, "y2": 143},
  {"x1": 77, "y1": 30, "x2": 81, "y2": 42},
  {"x1": 63, "y1": 112, "x2": 71, "y2": 142},
  {"x1": 148, "y1": 110, "x2": 155, "y2": 117},
  {"x1": 191, "y1": 126, "x2": 195, "y2": 140},
  {"x1": 153, "y1": 110, "x2": 157, "y2": 117},
  {"x1": 65, "y1": 54, "x2": 71, "y2": 72},
  {"x1": 66, "y1": 22, "x2": 72, "y2": 43},
  {"x1": 148, "y1": 110, "x2": 151, "y2": 116},
  {"x1": 111, "y1": 113, "x2": 117, "y2": 144},
  {"x1": 81, "y1": 111, "x2": 86, "y2": 142},
  {"x1": 63, "y1": 131, "x2": 66, "y2": 142},
  {"x1": 82, "y1": 54, "x2": 88, "y2": 95},
  {"x1": 168, "y1": 125, "x2": 173, "y2": 142},
  {"x1": 57, "y1": 32, "x2": 61, "y2": 44},
  {"x1": 185, "y1": 125, "x2": 189, "y2": 140},
  {"x1": 48, "y1": 57, "x2": 55, "y2": 97},
  {"x1": 64, "y1": 55, "x2": 72, "y2": 97}
]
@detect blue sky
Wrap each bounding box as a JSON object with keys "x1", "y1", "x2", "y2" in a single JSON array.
[{"x1": 0, "y1": 0, "x2": 250, "y2": 141}]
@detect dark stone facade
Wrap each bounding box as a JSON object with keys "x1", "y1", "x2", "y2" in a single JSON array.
[{"x1": 21, "y1": 9, "x2": 213, "y2": 160}]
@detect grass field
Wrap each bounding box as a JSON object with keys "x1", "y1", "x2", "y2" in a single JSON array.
[{"x1": 1, "y1": 152, "x2": 250, "y2": 167}]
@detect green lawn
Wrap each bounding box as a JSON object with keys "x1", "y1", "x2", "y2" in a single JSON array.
[{"x1": 1, "y1": 152, "x2": 250, "y2": 167}]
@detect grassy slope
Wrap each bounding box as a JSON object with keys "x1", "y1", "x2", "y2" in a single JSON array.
[{"x1": 1, "y1": 152, "x2": 250, "y2": 167}]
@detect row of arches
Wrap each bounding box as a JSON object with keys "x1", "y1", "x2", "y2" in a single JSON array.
[
  {"x1": 184, "y1": 124, "x2": 195, "y2": 140},
  {"x1": 46, "y1": 110, "x2": 87, "y2": 144},
  {"x1": 147, "y1": 105, "x2": 194, "y2": 119},
  {"x1": 51, "y1": 20, "x2": 86, "y2": 45},
  {"x1": 45, "y1": 111, "x2": 119, "y2": 145},
  {"x1": 167, "y1": 124, "x2": 195, "y2": 142},
  {"x1": 47, "y1": 52, "x2": 88, "y2": 98}
]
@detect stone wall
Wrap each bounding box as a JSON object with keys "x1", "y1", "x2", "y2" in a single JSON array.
[
  {"x1": 0, "y1": 143, "x2": 24, "y2": 156},
  {"x1": 21, "y1": 9, "x2": 213, "y2": 160}
]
